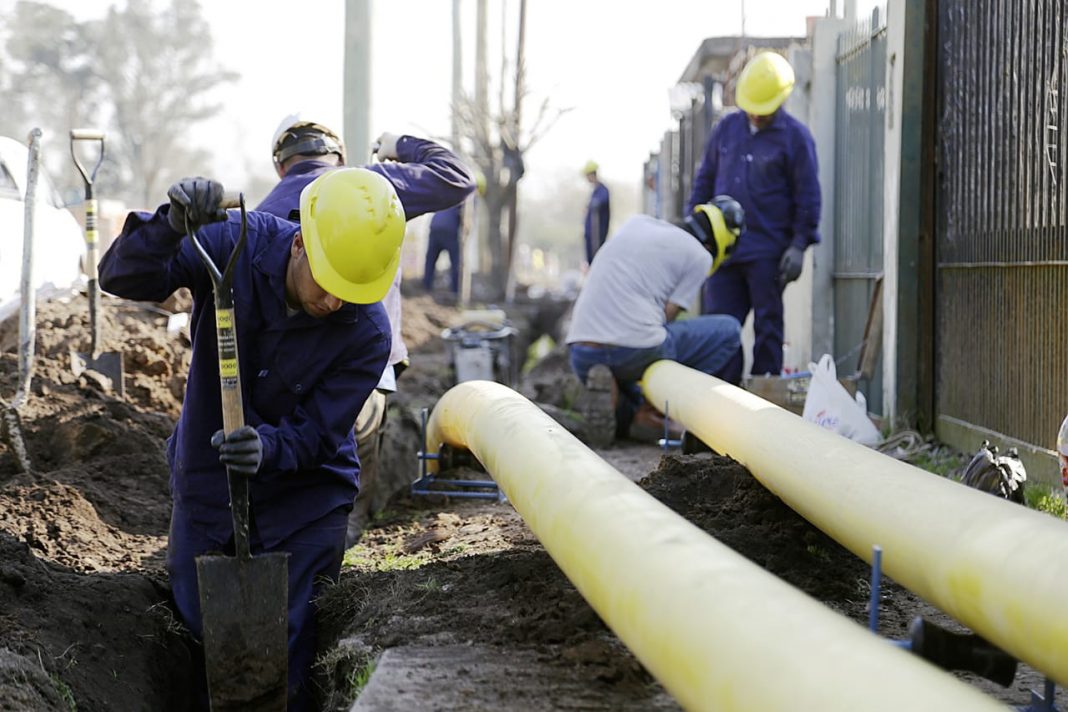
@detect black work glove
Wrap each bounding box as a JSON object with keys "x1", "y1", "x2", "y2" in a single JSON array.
[
  {"x1": 778, "y1": 245, "x2": 805, "y2": 287},
  {"x1": 210, "y1": 425, "x2": 263, "y2": 477},
  {"x1": 167, "y1": 177, "x2": 228, "y2": 234}
]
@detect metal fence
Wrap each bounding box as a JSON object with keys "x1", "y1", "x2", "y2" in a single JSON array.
[
  {"x1": 936, "y1": 0, "x2": 1068, "y2": 452},
  {"x1": 834, "y1": 7, "x2": 887, "y2": 412}
]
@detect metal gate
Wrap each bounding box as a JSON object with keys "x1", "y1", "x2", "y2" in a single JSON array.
[
  {"x1": 835, "y1": 8, "x2": 887, "y2": 413},
  {"x1": 936, "y1": 0, "x2": 1068, "y2": 462}
]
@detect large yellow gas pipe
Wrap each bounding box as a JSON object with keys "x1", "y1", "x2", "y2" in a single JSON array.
[
  {"x1": 425, "y1": 381, "x2": 1003, "y2": 711},
  {"x1": 642, "y1": 359, "x2": 1068, "y2": 687}
]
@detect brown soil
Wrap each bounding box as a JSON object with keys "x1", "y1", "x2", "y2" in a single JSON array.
[{"x1": 0, "y1": 288, "x2": 1059, "y2": 711}]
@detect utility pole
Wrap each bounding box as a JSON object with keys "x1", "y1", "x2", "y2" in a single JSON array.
[
  {"x1": 451, "y1": 0, "x2": 462, "y2": 149},
  {"x1": 504, "y1": 0, "x2": 526, "y2": 302},
  {"x1": 475, "y1": 0, "x2": 492, "y2": 282},
  {"x1": 344, "y1": 0, "x2": 372, "y2": 160},
  {"x1": 740, "y1": 0, "x2": 747, "y2": 37}
]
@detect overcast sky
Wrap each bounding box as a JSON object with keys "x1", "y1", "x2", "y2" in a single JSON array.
[{"x1": 46, "y1": 0, "x2": 863, "y2": 197}]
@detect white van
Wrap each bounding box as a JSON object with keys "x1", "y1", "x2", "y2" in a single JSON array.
[{"x1": 0, "y1": 135, "x2": 86, "y2": 320}]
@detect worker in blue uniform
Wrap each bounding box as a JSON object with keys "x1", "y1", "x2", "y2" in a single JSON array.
[
  {"x1": 423, "y1": 202, "x2": 464, "y2": 295},
  {"x1": 257, "y1": 115, "x2": 474, "y2": 547},
  {"x1": 99, "y1": 166, "x2": 469, "y2": 710},
  {"x1": 582, "y1": 160, "x2": 610, "y2": 266},
  {"x1": 687, "y1": 51, "x2": 821, "y2": 382}
]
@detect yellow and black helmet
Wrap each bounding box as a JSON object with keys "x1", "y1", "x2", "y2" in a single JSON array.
[{"x1": 686, "y1": 195, "x2": 745, "y2": 274}]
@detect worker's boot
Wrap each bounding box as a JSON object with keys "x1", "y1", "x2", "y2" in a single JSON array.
[{"x1": 582, "y1": 365, "x2": 616, "y2": 448}]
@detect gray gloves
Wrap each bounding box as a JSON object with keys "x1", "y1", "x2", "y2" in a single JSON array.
[
  {"x1": 211, "y1": 425, "x2": 263, "y2": 477},
  {"x1": 778, "y1": 245, "x2": 805, "y2": 287},
  {"x1": 371, "y1": 132, "x2": 402, "y2": 161},
  {"x1": 167, "y1": 177, "x2": 228, "y2": 234}
]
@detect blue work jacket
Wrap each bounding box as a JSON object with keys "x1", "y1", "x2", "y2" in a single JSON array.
[
  {"x1": 584, "y1": 182, "x2": 610, "y2": 247},
  {"x1": 99, "y1": 207, "x2": 391, "y2": 548},
  {"x1": 256, "y1": 135, "x2": 474, "y2": 221},
  {"x1": 687, "y1": 109, "x2": 821, "y2": 263},
  {"x1": 428, "y1": 203, "x2": 463, "y2": 245}
]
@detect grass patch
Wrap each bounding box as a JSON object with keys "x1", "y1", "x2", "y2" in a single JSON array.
[
  {"x1": 907, "y1": 447, "x2": 967, "y2": 479},
  {"x1": 346, "y1": 658, "x2": 376, "y2": 698},
  {"x1": 1024, "y1": 485, "x2": 1068, "y2": 520},
  {"x1": 414, "y1": 576, "x2": 443, "y2": 593},
  {"x1": 343, "y1": 545, "x2": 428, "y2": 571},
  {"x1": 315, "y1": 643, "x2": 378, "y2": 709},
  {"x1": 805, "y1": 544, "x2": 831, "y2": 563},
  {"x1": 49, "y1": 673, "x2": 76, "y2": 711}
]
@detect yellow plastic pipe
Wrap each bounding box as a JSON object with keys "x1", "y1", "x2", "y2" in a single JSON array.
[
  {"x1": 425, "y1": 381, "x2": 1003, "y2": 711},
  {"x1": 643, "y1": 359, "x2": 1068, "y2": 687}
]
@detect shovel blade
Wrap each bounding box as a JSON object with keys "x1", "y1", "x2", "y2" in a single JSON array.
[
  {"x1": 70, "y1": 348, "x2": 125, "y2": 397},
  {"x1": 196, "y1": 552, "x2": 289, "y2": 711}
]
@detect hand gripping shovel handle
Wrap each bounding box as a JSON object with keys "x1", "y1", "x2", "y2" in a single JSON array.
[{"x1": 185, "y1": 196, "x2": 253, "y2": 558}]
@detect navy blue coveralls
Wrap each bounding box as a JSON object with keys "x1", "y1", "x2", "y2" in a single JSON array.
[
  {"x1": 584, "y1": 181, "x2": 610, "y2": 264},
  {"x1": 99, "y1": 208, "x2": 392, "y2": 710},
  {"x1": 687, "y1": 109, "x2": 821, "y2": 381},
  {"x1": 423, "y1": 203, "x2": 463, "y2": 294}
]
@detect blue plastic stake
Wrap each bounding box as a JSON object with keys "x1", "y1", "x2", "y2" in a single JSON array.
[
  {"x1": 658, "y1": 401, "x2": 683, "y2": 451},
  {"x1": 868, "y1": 545, "x2": 883, "y2": 634}
]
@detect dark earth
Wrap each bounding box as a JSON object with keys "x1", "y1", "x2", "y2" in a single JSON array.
[{"x1": 0, "y1": 287, "x2": 1061, "y2": 710}]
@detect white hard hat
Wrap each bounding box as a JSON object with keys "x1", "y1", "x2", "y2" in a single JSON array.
[{"x1": 271, "y1": 112, "x2": 346, "y2": 165}]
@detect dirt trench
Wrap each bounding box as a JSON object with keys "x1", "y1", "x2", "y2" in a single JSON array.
[{"x1": 0, "y1": 288, "x2": 1060, "y2": 711}]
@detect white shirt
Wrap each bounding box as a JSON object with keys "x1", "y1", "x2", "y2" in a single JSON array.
[{"x1": 566, "y1": 215, "x2": 711, "y2": 349}]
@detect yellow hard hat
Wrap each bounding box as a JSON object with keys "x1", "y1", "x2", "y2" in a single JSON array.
[
  {"x1": 583, "y1": 160, "x2": 599, "y2": 175},
  {"x1": 735, "y1": 51, "x2": 795, "y2": 116},
  {"x1": 299, "y1": 168, "x2": 405, "y2": 304},
  {"x1": 689, "y1": 195, "x2": 745, "y2": 274}
]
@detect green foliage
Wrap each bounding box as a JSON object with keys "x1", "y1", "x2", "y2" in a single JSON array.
[
  {"x1": 343, "y1": 545, "x2": 426, "y2": 571},
  {"x1": 49, "y1": 673, "x2": 76, "y2": 711},
  {"x1": 414, "y1": 576, "x2": 443, "y2": 593},
  {"x1": 346, "y1": 659, "x2": 376, "y2": 699},
  {"x1": 805, "y1": 544, "x2": 831, "y2": 563},
  {"x1": 1024, "y1": 485, "x2": 1068, "y2": 520},
  {"x1": 522, "y1": 333, "x2": 555, "y2": 374}
]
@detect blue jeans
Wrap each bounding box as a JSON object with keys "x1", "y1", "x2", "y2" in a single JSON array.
[{"x1": 569, "y1": 315, "x2": 741, "y2": 434}]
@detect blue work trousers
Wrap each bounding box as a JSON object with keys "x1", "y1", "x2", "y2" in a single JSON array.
[
  {"x1": 423, "y1": 232, "x2": 460, "y2": 294},
  {"x1": 569, "y1": 315, "x2": 741, "y2": 433},
  {"x1": 167, "y1": 502, "x2": 349, "y2": 712},
  {"x1": 702, "y1": 258, "x2": 785, "y2": 382}
]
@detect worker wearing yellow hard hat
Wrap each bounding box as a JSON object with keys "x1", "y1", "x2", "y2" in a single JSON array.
[
  {"x1": 100, "y1": 132, "x2": 474, "y2": 707},
  {"x1": 565, "y1": 195, "x2": 746, "y2": 445},
  {"x1": 686, "y1": 50, "x2": 822, "y2": 384}
]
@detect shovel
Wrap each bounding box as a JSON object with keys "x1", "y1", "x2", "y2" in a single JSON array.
[
  {"x1": 1, "y1": 128, "x2": 44, "y2": 475},
  {"x1": 69, "y1": 129, "x2": 124, "y2": 396},
  {"x1": 188, "y1": 197, "x2": 289, "y2": 710}
]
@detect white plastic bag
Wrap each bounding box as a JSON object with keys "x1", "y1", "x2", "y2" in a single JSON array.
[{"x1": 801, "y1": 354, "x2": 882, "y2": 446}]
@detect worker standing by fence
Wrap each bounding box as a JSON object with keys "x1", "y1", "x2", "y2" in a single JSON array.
[{"x1": 687, "y1": 51, "x2": 821, "y2": 383}]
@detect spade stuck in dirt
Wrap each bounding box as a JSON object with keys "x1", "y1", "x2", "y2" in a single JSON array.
[
  {"x1": 69, "y1": 129, "x2": 124, "y2": 395},
  {"x1": 187, "y1": 197, "x2": 289, "y2": 710}
]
